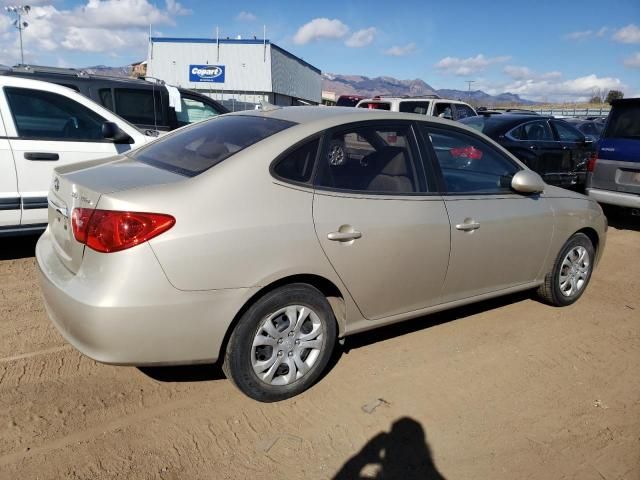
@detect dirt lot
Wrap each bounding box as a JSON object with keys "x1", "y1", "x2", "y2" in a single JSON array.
[{"x1": 0, "y1": 216, "x2": 638, "y2": 480}]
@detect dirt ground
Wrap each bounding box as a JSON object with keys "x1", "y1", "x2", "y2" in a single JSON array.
[{"x1": 0, "y1": 214, "x2": 638, "y2": 480}]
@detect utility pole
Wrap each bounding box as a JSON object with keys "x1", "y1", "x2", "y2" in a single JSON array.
[
  {"x1": 5, "y1": 5, "x2": 31, "y2": 65},
  {"x1": 465, "y1": 80, "x2": 475, "y2": 102}
]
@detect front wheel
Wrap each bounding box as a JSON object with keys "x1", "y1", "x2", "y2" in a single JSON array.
[
  {"x1": 223, "y1": 284, "x2": 337, "y2": 402},
  {"x1": 536, "y1": 233, "x2": 595, "y2": 306}
]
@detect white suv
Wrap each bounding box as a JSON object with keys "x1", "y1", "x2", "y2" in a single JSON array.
[
  {"x1": 0, "y1": 76, "x2": 153, "y2": 235},
  {"x1": 355, "y1": 95, "x2": 477, "y2": 121}
]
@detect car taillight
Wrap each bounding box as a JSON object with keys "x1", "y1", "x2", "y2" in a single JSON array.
[
  {"x1": 587, "y1": 151, "x2": 598, "y2": 172},
  {"x1": 72, "y1": 208, "x2": 175, "y2": 253},
  {"x1": 450, "y1": 146, "x2": 483, "y2": 160}
]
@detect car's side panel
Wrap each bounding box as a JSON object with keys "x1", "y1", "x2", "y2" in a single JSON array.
[
  {"x1": 313, "y1": 192, "x2": 451, "y2": 320},
  {"x1": 0, "y1": 100, "x2": 20, "y2": 228},
  {"x1": 440, "y1": 194, "x2": 555, "y2": 302}
]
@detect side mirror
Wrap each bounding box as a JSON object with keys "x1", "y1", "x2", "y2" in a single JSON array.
[
  {"x1": 102, "y1": 122, "x2": 133, "y2": 144},
  {"x1": 511, "y1": 170, "x2": 545, "y2": 194}
]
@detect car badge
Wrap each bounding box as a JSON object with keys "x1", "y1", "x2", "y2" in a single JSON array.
[{"x1": 53, "y1": 177, "x2": 60, "y2": 192}]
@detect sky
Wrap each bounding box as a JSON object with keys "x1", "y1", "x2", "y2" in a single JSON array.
[{"x1": 1, "y1": 0, "x2": 639, "y2": 101}]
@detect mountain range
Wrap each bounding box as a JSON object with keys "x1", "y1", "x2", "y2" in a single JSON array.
[
  {"x1": 83, "y1": 65, "x2": 535, "y2": 106},
  {"x1": 322, "y1": 73, "x2": 536, "y2": 105}
]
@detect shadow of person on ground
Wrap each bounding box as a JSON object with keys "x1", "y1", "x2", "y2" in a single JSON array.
[
  {"x1": 333, "y1": 417, "x2": 446, "y2": 480},
  {"x1": 0, "y1": 233, "x2": 39, "y2": 261}
]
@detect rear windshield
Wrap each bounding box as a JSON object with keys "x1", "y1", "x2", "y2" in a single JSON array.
[
  {"x1": 132, "y1": 115, "x2": 295, "y2": 176},
  {"x1": 336, "y1": 96, "x2": 364, "y2": 107},
  {"x1": 603, "y1": 103, "x2": 640, "y2": 139},
  {"x1": 357, "y1": 102, "x2": 391, "y2": 110}
]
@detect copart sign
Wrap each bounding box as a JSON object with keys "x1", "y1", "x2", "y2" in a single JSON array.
[{"x1": 189, "y1": 65, "x2": 225, "y2": 83}]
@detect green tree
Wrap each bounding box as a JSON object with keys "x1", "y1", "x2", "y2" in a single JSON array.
[
  {"x1": 589, "y1": 96, "x2": 602, "y2": 104},
  {"x1": 605, "y1": 90, "x2": 624, "y2": 103}
]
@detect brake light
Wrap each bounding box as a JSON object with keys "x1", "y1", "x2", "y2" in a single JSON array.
[
  {"x1": 587, "y1": 151, "x2": 598, "y2": 172},
  {"x1": 450, "y1": 146, "x2": 483, "y2": 160},
  {"x1": 72, "y1": 208, "x2": 175, "y2": 253}
]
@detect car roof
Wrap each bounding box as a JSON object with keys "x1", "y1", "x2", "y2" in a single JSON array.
[
  {"x1": 228, "y1": 105, "x2": 478, "y2": 131},
  {"x1": 0, "y1": 74, "x2": 85, "y2": 94},
  {"x1": 462, "y1": 113, "x2": 556, "y2": 135}
]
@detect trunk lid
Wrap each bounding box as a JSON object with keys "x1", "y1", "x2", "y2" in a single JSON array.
[{"x1": 48, "y1": 155, "x2": 186, "y2": 274}]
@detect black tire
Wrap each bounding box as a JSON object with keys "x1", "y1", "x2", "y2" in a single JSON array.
[
  {"x1": 536, "y1": 233, "x2": 595, "y2": 307},
  {"x1": 223, "y1": 283, "x2": 337, "y2": 402}
]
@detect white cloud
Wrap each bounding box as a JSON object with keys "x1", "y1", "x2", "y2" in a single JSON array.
[
  {"x1": 383, "y1": 43, "x2": 416, "y2": 57},
  {"x1": 165, "y1": 0, "x2": 191, "y2": 16},
  {"x1": 486, "y1": 74, "x2": 627, "y2": 102},
  {"x1": 624, "y1": 52, "x2": 640, "y2": 69},
  {"x1": 565, "y1": 30, "x2": 593, "y2": 40},
  {"x1": 1, "y1": 0, "x2": 186, "y2": 59},
  {"x1": 345, "y1": 27, "x2": 376, "y2": 48},
  {"x1": 596, "y1": 26, "x2": 608, "y2": 37},
  {"x1": 613, "y1": 24, "x2": 640, "y2": 44},
  {"x1": 435, "y1": 54, "x2": 510, "y2": 76},
  {"x1": 236, "y1": 11, "x2": 257, "y2": 22},
  {"x1": 504, "y1": 65, "x2": 562, "y2": 81},
  {"x1": 293, "y1": 18, "x2": 349, "y2": 45}
]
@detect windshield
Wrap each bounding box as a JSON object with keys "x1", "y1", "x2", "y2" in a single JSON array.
[
  {"x1": 603, "y1": 103, "x2": 640, "y2": 140},
  {"x1": 132, "y1": 115, "x2": 295, "y2": 176}
]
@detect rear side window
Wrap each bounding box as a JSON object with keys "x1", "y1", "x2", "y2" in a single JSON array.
[
  {"x1": 114, "y1": 88, "x2": 168, "y2": 127},
  {"x1": 272, "y1": 138, "x2": 319, "y2": 184},
  {"x1": 399, "y1": 101, "x2": 431, "y2": 115},
  {"x1": 357, "y1": 102, "x2": 391, "y2": 110},
  {"x1": 133, "y1": 115, "x2": 295, "y2": 176},
  {"x1": 422, "y1": 126, "x2": 519, "y2": 194},
  {"x1": 603, "y1": 103, "x2": 640, "y2": 139},
  {"x1": 4, "y1": 87, "x2": 106, "y2": 141}
]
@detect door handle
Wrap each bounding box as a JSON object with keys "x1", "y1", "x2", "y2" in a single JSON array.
[
  {"x1": 529, "y1": 145, "x2": 538, "y2": 150},
  {"x1": 455, "y1": 221, "x2": 480, "y2": 231},
  {"x1": 25, "y1": 152, "x2": 59, "y2": 161},
  {"x1": 327, "y1": 231, "x2": 362, "y2": 241}
]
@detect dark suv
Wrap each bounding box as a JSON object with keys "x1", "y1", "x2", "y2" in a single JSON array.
[
  {"x1": 586, "y1": 98, "x2": 640, "y2": 211},
  {"x1": 1, "y1": 65, "x2": 228, "y2": 133}
]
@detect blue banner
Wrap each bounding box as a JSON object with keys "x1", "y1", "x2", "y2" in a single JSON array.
[{"x1": 189, "y1": 65, "x2": 225, "y2": 83}]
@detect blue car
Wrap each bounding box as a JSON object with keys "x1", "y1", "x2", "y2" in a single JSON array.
[{"x1": 586, "y1": 98, "x2": 640, "y2": 211}]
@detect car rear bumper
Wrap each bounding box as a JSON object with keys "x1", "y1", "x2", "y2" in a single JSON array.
[
  {"x1": 36, "y1": 228, "x2": 254, "y2": 366},
  {"x1": 586, "y1": 188, "x2": 640, "y2": 208}
]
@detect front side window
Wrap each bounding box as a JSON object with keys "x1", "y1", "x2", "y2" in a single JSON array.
[
  {"x1": 133, "y1": 115, "x2": 295, "y2": 176},
  {"x1": 176, "y1": 97, "x2": 222, "y2": 126},
  {"x1": 509, "y1": 120, "x2": 553, "y2": 141},
  {"x1": 552, "y1": 121, "x2": 584, "y2": 142},
  {"x1": 114, "y1": 88, "x2": 167, "y2": 127},
  {"x1": 399, "y1": 101, "x2": 431, "y2": 115},
  {"x1": 315, "y1": 123, "x2": 421, "y2": 194},
  {"x1": 434, "y1": 103, "x2": 453, "y2": 119},
  {"x1": 455, "y1": 104, "x2": 476, "y2": 119},
  {"x1": 423, "y1": 126, "x2": 519, "y2": 194},
  {"x1": 272, "y1": 138, "x2": 319, "y2": 184},
  {"x1": 4, "y1": 87, "x2": 106, "y2": 141}
]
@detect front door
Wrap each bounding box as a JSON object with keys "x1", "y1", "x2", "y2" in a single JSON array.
[
  {"x1": 312, "y1": 122, "x2": 450, "y2": 320},
  {"x1": 0, "y1": 86, "x2": 136, "y2": 226},
  {"x1": 0, "y1": 109, "x2": 20, "y2": 228},
  {"x1": 420, "y1": 124, "x2": 554, "y2": 302}
]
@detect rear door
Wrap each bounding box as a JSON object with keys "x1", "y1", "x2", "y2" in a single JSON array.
[
  {"x1": 419, "y1": 124, "x2": 554, "y2": 302},
  {"x1": 312, "y1": 121, "x2": 450, "y2": 320},
  {"x1": 0, "y1": 101, "x2": 20, "y2": 228},
  {"x1": 590, "y1": 101, "x2": 640, "y2": 198},
  {"x1": 0, "y1": 85, "x2": 142, "y2": 226}
]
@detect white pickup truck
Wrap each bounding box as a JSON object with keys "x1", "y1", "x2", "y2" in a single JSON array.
[{"x1": 0, "y1": 76, "x2": 154, "y2": 236}]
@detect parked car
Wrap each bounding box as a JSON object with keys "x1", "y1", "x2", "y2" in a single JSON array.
[
  {"x1": 460, "y1": 114, "x2": 595, "y2": 189},
  {"x1": 564, "y1": 118, "x2": 605, "y2": 141},
  {"x1": 586, "y1": 98, "x2": 640, "y2": 210},
  {"x1": 336, "y1": 95, "x2": 366, "y2": 107},
  {"x1": 1, "y1": 65, "x2": 228, "y2": 133},
  {"x1": 476, "y1": 107, "x2": 539, "y2": 116},
  {"x1": 0, "y1": 76, "x2": 154, "y2": 236},
  {"x1": 37, "y1": 107, "x2": 607, "y2": 402},
  {"x1": 355, "y1": 95, "x2": 477, "y2": 121}
]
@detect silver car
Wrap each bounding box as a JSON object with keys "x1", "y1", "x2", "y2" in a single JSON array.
[{"x1": 37, "y1": 107, "x2": 607, "y2": 402}]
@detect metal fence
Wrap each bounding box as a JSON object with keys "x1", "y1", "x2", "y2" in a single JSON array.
[{"x1": 528, "y1": 107, "x2": 611, "y2": 118}]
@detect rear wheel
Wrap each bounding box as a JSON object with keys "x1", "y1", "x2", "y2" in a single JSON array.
[
  {"x1": 223, "y1": 284, "x2": 337, "y2": 402},
  {"x1": 536, "y1": 233, "x2": 595, "y2": 306}
]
